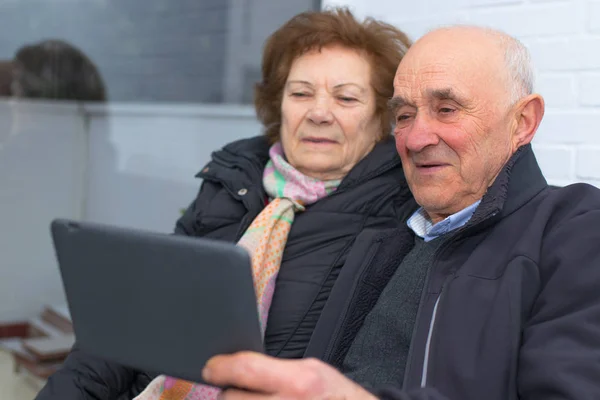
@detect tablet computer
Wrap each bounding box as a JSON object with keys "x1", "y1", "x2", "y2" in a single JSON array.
[{"x1": 50, "y1": 218, "x2": 263, "y2": 385}]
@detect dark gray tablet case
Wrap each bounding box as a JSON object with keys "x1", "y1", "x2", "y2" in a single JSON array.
[{"x1": 50, "y1": 218, "x2": 263, "y2": 385}]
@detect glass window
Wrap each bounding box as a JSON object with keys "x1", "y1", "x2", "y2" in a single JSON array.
[
  {"x1": 0, "y1": 0, "x2": 321, "y2": 103},
  {"x1": 0, "y1": 0, "x2": 321, "y2": 337}
]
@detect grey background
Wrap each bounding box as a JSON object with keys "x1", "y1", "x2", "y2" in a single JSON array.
[{"x1": 0, "y1": 0, "x2": 320, "y2": 103}]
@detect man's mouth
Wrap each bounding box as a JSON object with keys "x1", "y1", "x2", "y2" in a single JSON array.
[
  {"x1": 417, "y1": 163, "x2": 444, "y2": 168},
  {"x1": 415, "y1": 162, "x2": 449, "y2": 172}
]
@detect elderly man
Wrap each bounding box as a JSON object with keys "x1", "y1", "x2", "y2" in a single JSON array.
[{"x1": 200, "y1": 26, "x2": 600, "y2": 400}]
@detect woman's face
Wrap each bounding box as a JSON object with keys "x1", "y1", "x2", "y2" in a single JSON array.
[{"x1": 280, "y1": 46, "x2": 380, "y2": 181}]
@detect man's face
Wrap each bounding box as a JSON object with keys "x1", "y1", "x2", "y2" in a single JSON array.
[{"x1": 392, "y1": 30, "x2": 518, "y2": 223}]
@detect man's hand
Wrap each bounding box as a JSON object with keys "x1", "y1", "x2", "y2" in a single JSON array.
[{"x1": 202, "y1": 351, "x2": 377, "y2": 399}]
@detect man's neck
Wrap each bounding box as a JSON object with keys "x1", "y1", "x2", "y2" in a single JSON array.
[{"x1": 426, "y1": 199, "x2": 483, "y2": 226}]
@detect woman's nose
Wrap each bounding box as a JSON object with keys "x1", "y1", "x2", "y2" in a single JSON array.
[{"x1": 306, "y1": 96, "x2": 334, "y2": 125}]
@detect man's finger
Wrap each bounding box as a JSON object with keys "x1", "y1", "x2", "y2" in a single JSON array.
[{"x1": 203, "y1": 352, "x2": 312, "y2": 394}]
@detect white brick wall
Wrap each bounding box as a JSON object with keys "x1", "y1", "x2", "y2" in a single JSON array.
[
  {"x1": 590, "y1": 1, "x2": 600, "y2": 32},
  {"x1": 580, "y1": 74, "x2": 600, "y2": 106},
  {"x1": 577, "y1": 147, "x2": 600, "y2": 179},
  {"x1": 323, "y1": 0, "x2": 600, "y2": 188}
]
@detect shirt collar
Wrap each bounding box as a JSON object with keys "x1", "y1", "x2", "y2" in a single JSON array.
[{"x1": 407, "y1": 200, "x2": 482, "y2": 242}]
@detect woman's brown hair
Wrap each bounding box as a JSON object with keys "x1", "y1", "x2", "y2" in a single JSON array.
[{"x1": 255, "y1": 7, "x2": 411, "y2": 144}]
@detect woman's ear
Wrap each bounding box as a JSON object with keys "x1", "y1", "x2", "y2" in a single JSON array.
[{"x1": 511, "y1": 94, "x2": 545, "y2": 148}]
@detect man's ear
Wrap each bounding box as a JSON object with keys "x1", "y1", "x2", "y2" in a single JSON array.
[{"x1": 511, "y1": 94, "x2": 545, "y2": 148}]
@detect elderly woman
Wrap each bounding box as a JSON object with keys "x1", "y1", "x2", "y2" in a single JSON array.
[{"x1": 35, "y1": 7, "x2": 414, "y2": 400}]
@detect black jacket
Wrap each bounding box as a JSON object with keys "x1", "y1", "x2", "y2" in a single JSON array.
[
  {"x1": 35, "y1": 135, "x2": 416, "y2": 400},
  {"x1": 304, "y1": 144, "x2": 600, "y2": 399}
]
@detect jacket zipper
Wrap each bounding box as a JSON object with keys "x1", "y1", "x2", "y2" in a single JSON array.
[
  {"x1": 421, "y1": 294, "x2": 441, "y2": 387},
  {"x1": 420, "y1": 271, "x2": 452, "y2": 388}
]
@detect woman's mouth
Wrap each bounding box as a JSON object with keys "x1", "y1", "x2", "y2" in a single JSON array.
[{"x1": 302, "y1": 137, "x2": 337, "y2": 144}]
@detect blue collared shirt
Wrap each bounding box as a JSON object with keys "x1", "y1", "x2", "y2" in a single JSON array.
[{"x1": 407, "y1": 200, "x2": 482, "y2": 242}]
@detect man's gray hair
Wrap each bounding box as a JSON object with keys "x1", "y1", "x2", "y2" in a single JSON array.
[
  {"x1": 502, "y1": 33, "x2": 535, "y2": 104},
  {"x1": 425, "y1": 25, "x2": 535, "y2": 105}
]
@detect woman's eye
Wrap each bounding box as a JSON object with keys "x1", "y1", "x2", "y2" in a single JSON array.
[
  {"x1": 338, "y1": 96, "x2": 357, "y2": 103},
  {"x1": 291, "y1": 92, "x2": 309, "y2": 97}
]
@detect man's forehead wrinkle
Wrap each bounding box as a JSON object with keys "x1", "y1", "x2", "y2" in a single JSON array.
[
  {"x1": 394, "y1": 65, "x2": 464, "y2": 104},
  {"x1": 395, "y1": 62, "x2": 455, "y2": 86}
]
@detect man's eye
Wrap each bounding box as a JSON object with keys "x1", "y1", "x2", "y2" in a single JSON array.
[
  {"x1": 439, "y1": 108, "x2": 455, "y2": 114},
  {"x1": 291, "y1": 92, "x2": 309, "y2": 97}
]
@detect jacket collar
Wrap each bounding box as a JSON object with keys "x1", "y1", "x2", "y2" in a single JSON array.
[
  {"x1": 195, "y1": 136, "x2": 269, "y2": 184},
  {"x1": 467, "y1": 144, "x2": 547, "y2": 228},
  {"x1": 338, "y1": 135, "x2": 403, "y2": 190}
]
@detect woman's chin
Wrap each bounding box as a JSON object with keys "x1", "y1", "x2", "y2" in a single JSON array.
[{"x1": 294, "y1": 161, "x2": 346, "y2": 181}]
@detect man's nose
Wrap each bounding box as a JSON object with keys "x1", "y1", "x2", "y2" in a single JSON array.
[{"x1": 404, "y1": 113, "x2": 440, "y2": 152}]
